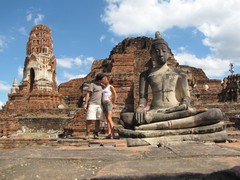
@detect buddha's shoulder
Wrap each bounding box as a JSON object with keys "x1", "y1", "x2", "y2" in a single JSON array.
[{"x1": 172, "y1": 68, "x2": 188, "y2": 76}]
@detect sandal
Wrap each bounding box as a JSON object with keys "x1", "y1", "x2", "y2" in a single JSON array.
[
  {"x1": 105, "y1": 134, "x2": 112, "y2": 139},
  {"x1": 93, "y1": 131, "x2": 99, "y2": 139}
]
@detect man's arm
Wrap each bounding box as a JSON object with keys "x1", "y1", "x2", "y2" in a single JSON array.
[{"x1": 83, "y1": 92, "x2": 90, "y2": 110}]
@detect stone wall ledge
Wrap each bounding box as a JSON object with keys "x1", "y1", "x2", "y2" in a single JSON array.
[{"x1": 0, "y1": 138, "x2": 127, "y2": 149}]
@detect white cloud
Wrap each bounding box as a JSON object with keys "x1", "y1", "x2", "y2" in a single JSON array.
[
  {"x1": 34, "y1": 14, "x2": 44, "y2": 25},
  {"x1": 0, "y1": 101, "x2": 4, "y2": 110},
  {"x1": 100, "y1": 35, "x2": 106, "y2": 42},
  {"x1": 84, "y1": 57, "x2": 94, "y2": 65},
  {"x1": 101, "y1": 0, "x2": 240, "y2": 77},
  {"x1": 0, "y1": 81, "x2": 11, "y2": 91},
  {"x1": 175, "y1": 52, "x2": 230, "y2": 78},
  {"x1": 26, "y1": 9, "x2": 44, "y2": 25},
  {"x1": 102, "y1": 0, "x2": 239, "y2": 37},
  {"x1": 63, "y1": 71, "x2": 87, "y2": 80},
  {"x1": 57, "y1": 58, "x2": 73, "y2": 68},
  {"x1": 17, "y1": 26, "x2": 27, "y2": 36},
  {"x1": 56, "y1": 71, "x2": 86, "y2": 86},
  {"x1": 26, "y1": 13, "x2": 32, "y2": 21},
  {"x1": 110, "y1": 37, "x2": 118, "y2": 45},
  {"x1": 18, "y1": 66, "x2": 23, "y2": 78},
  {"x1": 0, "y1": 35, "x2": 8, "y2": 52},
  {"x1": 57, "y1": 56, "x2": 94, "y2": 69}
]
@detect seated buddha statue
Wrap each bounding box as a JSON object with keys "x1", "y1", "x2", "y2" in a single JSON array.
[{"x1": 121, "y1": 32, "x2": 223, "y2": 131}]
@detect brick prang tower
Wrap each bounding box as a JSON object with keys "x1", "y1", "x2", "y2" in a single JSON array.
[{"x1": 3, "y1": 24, "x2": 64, "y2": 113}]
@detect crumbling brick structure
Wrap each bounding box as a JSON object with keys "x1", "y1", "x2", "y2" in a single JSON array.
[
  {"x1": 3, "y1": 24, "x2": 65, "y2": 114},
  {"x1": 221, "y1": 74, "x2": 240, "y2": 102},
  {"x1": 0, "y1": 111, "x2": 20, "y2": 137}
]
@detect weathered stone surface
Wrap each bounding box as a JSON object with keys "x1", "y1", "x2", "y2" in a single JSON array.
[
  {"x1": 126, "y1": 138, "x2": 150, "y2": 147},
  {"x1": 1, "y1": 142, "x2": 240, "y2": 179},
  {"x1": 145, "y1": 131, "x2": 228, "y2": 145}
]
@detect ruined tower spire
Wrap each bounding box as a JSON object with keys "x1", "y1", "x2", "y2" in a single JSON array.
[
  {"x1": 4, "y1": 24, "x2": 64, "y2": 112},
  {"x1": 10, "y1": 78, "x2": 18, "y2": 93},
  {"x1": 22, "y1": 24, "x2": 57, "y2": 91}
]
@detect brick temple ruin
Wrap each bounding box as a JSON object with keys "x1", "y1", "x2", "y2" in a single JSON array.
[
  {"x1": 3, "y1": 24, "x2": 64, "y2": 113},
  {"x1": 0, "y1": 24, "x2": 240, "y2": 138}
]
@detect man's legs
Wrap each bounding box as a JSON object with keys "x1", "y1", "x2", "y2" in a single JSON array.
[
  {"x1": 95, "y1": 120, "x2": 100, "y2": 133},
  {"x1": 86, "y1": 120, "x2": 93, "y2": 137},
  {"x1": 85, "y1": 104, "x2": 98, "y2": 138},
  {"x1": 86, "y1": 120, "x2": 100, "y2": 139},
  {"x1": 93, "y1": 105, "x2": 103, "y2": 138}
]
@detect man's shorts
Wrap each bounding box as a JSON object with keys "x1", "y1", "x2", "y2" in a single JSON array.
[
  {"x1": 102, "y1": 102, "x2": 113, "y2": 112},
  {"x1": 86, "y1": 104, "x2": 103, "y2": 120}
]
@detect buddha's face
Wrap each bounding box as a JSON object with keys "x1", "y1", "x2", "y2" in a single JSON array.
[{"x1": 150, "y1": 43, "x2": 169, "y2": 66}]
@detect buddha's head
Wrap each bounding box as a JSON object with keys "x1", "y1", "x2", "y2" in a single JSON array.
[{"x1": 150, "y1": 31, "x2": 170, "y2": 66}]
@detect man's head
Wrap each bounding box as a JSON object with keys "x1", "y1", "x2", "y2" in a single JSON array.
[
  {"x1": 150, "y1": 32, "x2": 170, "y2": 66},
  {"x1": 95, "y1": 73, "x2": 106, "y2": 82}
]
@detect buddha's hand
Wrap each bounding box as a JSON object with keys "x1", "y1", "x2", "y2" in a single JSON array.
[
  {"x1": 165, "y1": 104, "x2": 187, "y2": 113},
  {"x1": 135, "y1": 106, "x2": 146, "y2": 125}
]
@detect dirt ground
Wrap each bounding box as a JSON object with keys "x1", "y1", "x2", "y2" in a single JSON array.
[{"x1": 1, "y1": 140, "x2": 240, "y2": 180}]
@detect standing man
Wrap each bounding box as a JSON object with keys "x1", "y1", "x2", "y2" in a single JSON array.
[{"x1": 83, "y1": 73, "x2": 105, "y2": 139}]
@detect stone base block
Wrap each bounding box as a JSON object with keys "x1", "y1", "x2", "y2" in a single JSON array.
[
  {"x1": 119, "y1": 121, "x2": 226, "y2": 138},
  {"x1": 126, "y1": 130, "x2": 228, "y2": 147}
]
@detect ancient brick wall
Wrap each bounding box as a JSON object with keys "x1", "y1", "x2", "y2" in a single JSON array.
[
  {"x1": 221, "y1": 74, "x2": 240, "y2": 102},
  {"x1": 4, "y1": 90, "x2": 65, "y2": 115},
  {"x1": 58, "y1": 78, "x2": 85, "y2": 108},
  {"x1": 0, "y1": 112, "x2": 20, "y2": 137},
  {"x1": 177, "y1": 65, "x2": 222, "y2": 106},
  {"x1": 192, "y1": 79, "x2": 222, "y2": 105},
  {"x1": 62, "y1": 108, "x2": 87, "y2": 136}
]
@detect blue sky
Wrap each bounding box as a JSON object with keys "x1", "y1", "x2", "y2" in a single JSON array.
[{"x1": 0, "y1": 0, "x2": 240, "y2": 108}]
